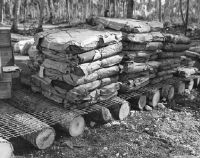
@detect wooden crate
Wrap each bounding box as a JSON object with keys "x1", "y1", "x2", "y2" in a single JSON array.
[
  {"x1": 0, "y1": 73, "x2": 12, "y2": 99},
  {"x1": 3, "y1": 66, "x2": 21, "y2": 85},
  {"x1": 0, "y1": 46, "x2": 15, "y2": 66},
  {"x1": 0, "y1": 29, "x2": 11, "y2": 47}
]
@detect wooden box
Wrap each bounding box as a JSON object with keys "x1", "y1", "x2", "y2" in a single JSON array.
[
  {"x1": 0, "y1": 46, "x2": 15, "y2": 66},
  {"x1": 3, "y1": 66, "x2": 21, "y2": 85},
  {"x1": 0, "y1": 29, "x2": 11, "y2": 47},
  {"x1": 0, "y1": 73, "x2": 12, "y2": 99}
]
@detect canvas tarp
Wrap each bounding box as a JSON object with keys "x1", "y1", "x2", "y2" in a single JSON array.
[
  {"x1": 176, "y1": 67, "x2": 198, "y2": 77},
  {"x1": 34, "y1": 28, "x2": 122, "y2": 53}
]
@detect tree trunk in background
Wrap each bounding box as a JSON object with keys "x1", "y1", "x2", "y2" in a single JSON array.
[
  {"x1": 38, "y1": 0, "x2": 45, "y2": 30},
  {"x1": 66, "y1": 0, "x2": 70, "y2": 21},
  {"x1": 127, "y1": 0, "x2": 133, "y2": 18},
  {"x1": 48, "y1": 0, "x2": 54, "y2": 23},
  {"x1": 114, "y1": 0, "x2": 116, "y2": 17},
  {"x1": 185, "y1": 0, "x2": 189, "y2": 36},
  {"x1": 123, "y1": 0, "x2": 126, "y2": 18},
  {"x1": 0, "y1": 0, "x2": 3, "y2": 24},
  {"x1": 158, "y1": 0, "x2": 162, "y2": 22},
  {"x1": 180, "y1": 0, "x2": 185, "y2": 25},
  {"x1": 85, "y1": 0, "x2": 88, "y2": 19},
  {"x1": 11, "y1": 0, "x2": 21, "y2": 32}
]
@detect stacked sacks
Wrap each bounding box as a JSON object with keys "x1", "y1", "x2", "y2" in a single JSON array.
[
  {"x1": 29, "y1": 28, "x2": 124, "y2": 105},
  {"x1": 151, "y1": 34, "x2": 191, "y2": 84}
]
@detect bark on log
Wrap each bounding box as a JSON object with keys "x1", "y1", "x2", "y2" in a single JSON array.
[
  {"x1": 162, "y1": 78, "x2": 185, "y2": 94},
  {"x1": 0, "y1": 100, "x2": 55, "y2": 149},
  {"x1": 161, "y1": 84, "x2": 175, "y2": 100},
  {"x1": 9, "y1": 87, "x2": 85, "y2": 137},
  {"x1": 86, "y1": 104, "x2": 112, "y2": 124},
  {"x1": 0, "y1": 137, "x2": 14, "y2": 158},
  {"x1": 127, "y1": 95, "x2": 146, "y2": 110},
  {"x1": 108, "y1": 97, "x2": 130, "y2": 120}
]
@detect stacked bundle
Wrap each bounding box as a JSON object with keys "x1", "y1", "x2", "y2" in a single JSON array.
[{"x1": 28, "y1": 28, "x2": 124, "y2": 106}]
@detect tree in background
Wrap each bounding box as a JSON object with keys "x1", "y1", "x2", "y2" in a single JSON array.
[
  {"x1": 127, "y1": 0, "x2": 133, "y2": 18},
  {"x1": 11, "y1": 0, "x2": 21, "y2": 32},
  {"x1": 0, "y1": 0, "x2": 4, "y2": 25},
  {"x1": 38, "y1": 0, "x2": 45, "y2": 30}
]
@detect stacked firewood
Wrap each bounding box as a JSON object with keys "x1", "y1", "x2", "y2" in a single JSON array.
[{"x1": 28, "y1": 28, "x2": 124, "y2": 106}]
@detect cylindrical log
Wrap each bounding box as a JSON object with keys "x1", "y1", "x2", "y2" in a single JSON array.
[
  {"x1": 193, "y1": 77, "x2": 200, "y2": 88},
  {"x1": 0, "y1": 101, "x2": 56, "y2": 149},
  {"x1": 146, "y1": 89, "x2": 160, "y2": 107},
  {"x1": 161, "y1": 84, "x2": 175, "y2": 100},
  {"x1": 86, "y1": 104, "x2": 112, "y2": 124},
  {"x1": 108, "y1": 97, "x2": 130, "y2": 120},
  {"x1": 185, "y1": 79, "x2": 194, "y2": 91},
  {"x1": 162, "y1": 78, "x2": 185, "y2": 94},
  {"x1": 7, "y1": 88, "x2": 85, "y2": 137},
  {"x1": 127, "y1": 95, "x2": 146, "y2": 110},
  {"x1": 0, "y1": 137, "x2": 14, "y2": 158}
]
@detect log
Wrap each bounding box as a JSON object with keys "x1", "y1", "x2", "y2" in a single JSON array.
[
  {"x1": 161, "y1": 84, "x2": 175, "y2": 100},
  {"x1": 193, "y1": 77, "x2": 200, "y2": 88},
  {"x1": 0, "y1": 137, "x2": 14, "y2": 158},
  {"x1": 86, "y1": 104, "x2": 112, "y2": 124},
  {"x1": 0, "y1": 101, "x2": 55, "y2": 149},
  {"x1": 127, "y1": 95, "x2": 146, "y2": 110},
  {"x1": 108, "y1": 97, "x2": 130, "y2": 120},
  {"x1": 184, "y1": 79, "x2": 194, "y2": 91},
  {"x1": 146, "y1": 89, "x2": 160, "y2": 107},
  {"x1": 162, "y1": 78, "x2": 185, "y2": 94},
  {"x1": 8, "y1": 87, "x2": 85, "y2": 137}
]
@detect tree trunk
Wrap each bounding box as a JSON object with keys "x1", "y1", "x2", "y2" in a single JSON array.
[
  {"x1": 180, "y1": 0, "x2": 185, "y2": 25},
  {"x1": 185, "y1": 0, "x2": 189, "y2": 36},
  {"x1": 11, "y1": 0, "x2": 21, "y2": 33},
  {"x1": 158, "y1": 0, "x2": 162, "y2": 22},
  {"x1": 127, "y1": 0, "x2": 133, "y2": 18},
  {"x1": 48, "y1": 0, "x2": 54, "y2": 23},
  {"x1": 0, "y1": 100, "x2": 55, "y2": 149},
  {"x1": 38, "y1": 0, "x2": 45, "y2": 30},
  {"x1": 0, "y1": 0, "x2": 4, "y2": 24},
  {"x1": 8, "y1": 85, "x2": 85, "y2": 137}
]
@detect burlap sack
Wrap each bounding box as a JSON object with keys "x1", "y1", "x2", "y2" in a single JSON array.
[
  {"x1": 163, "y1": 33, "x2": 191, "y2": 44},
  {"x1": 34, "y1": 28, "x2": 122, "y2": 53},
  {"x1": 123, "y1": 42, "x2": 163, "y2": 51},
  {"x1": 123, "y1": 62, "x2": 148, "y2": 73},
  {"x1": 162, "y1": 43, "x2": 190, "y2": 52},
  {"x1": 159, "y1": 52, "x2": 185, "y2": 58},
  {"x1": 119, "y1": 71, "x2": 149, "y2": 82}
]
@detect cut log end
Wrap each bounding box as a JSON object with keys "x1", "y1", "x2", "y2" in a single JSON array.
[
  {"x1": 177, "y1": 82, "x2": 186, "y2": 94},
  {"x1": 119, "y1": 101, "x2": 130, "y2": 120},
  {"x1": 185, "y1": 79, "x2": 194, "y2": 91},
  {"x1": 150, "y1": 90, "x2": 160, "y2": 107},
  {"x1": 36, "y1": 127, "x2": 56, "y2": 150},
  {"x1": 167, "y1": 86, "x2": 175, "y2": 100},
  {"x1": 0, "y1": 138, "x2": 14, "y2": 158},
  {"x1": 69, "y1": 116, "x2": 85, "y2": 137},
  {"x1": 194, "y1": 77, "x2": 200, "y2": 88},
  {"x1": 139, "y1": 95, "x2": 147, "y2": 110}
]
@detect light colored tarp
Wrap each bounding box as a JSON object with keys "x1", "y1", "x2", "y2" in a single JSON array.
[
  {"x1": 123, "y1": 62, "x2": 149, "y2": 73},
  {"x1": 176, "y1": 67, "x2": 198, "y2": 77},
  {"x1": 123, "y1": 42, "x2": 163, "y2": 51},
  {"x1": 34, "y1": 28, "x2": 122, "y2": 53}
]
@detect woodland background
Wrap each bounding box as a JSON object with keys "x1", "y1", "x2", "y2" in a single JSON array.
[{"x1": 0, "y1": 0, "x2": 200, "y2": 33}]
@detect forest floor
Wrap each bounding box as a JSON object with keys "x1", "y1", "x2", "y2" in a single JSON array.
[{"x1": 2, "y1": 21, "x2": 200, "y2": 158}]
